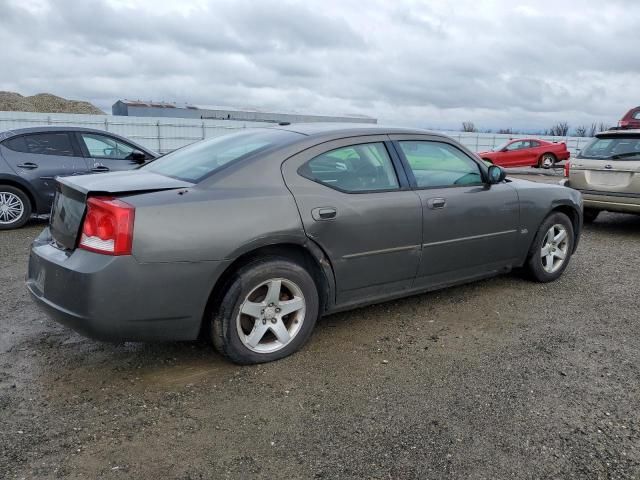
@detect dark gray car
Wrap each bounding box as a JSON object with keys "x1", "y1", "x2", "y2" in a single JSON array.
[
  {"x1": 26, "y1": 124, "x2": 583, "y2": 364},
  {"x1": 0, "y1": 126, "x2": 156, "y2": 229}
]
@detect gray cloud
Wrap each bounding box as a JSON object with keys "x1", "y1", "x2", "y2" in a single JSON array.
[{"x1": 1, "y1": 0, "x2": 639, "y2": 131}]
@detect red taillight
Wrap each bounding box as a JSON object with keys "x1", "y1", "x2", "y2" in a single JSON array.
[
  {"x1": 564, "y1": 161, "x2": 571, "y2": 178},
  {"x1": 79, "y1": 197, "x2": 135, "y2": 255}
]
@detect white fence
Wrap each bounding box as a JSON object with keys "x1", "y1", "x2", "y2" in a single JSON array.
[
  {"x1": 0, "y1": 111, "x2": 267, "y2": 154},
  {"x1": 0, "y1": 111, "x2": 592, "y2": 155}
]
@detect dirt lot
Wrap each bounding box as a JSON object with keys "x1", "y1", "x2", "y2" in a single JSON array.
[{"x1": 1, "y1": 211, "x2": 639, "y2": 479}]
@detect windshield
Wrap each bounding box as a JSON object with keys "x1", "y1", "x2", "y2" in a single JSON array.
[
  {"x1": 493, "y1": 141, "x2": 509, "y2": 151},
  {"x1": 579, "y1": 137, "x2": 640, "y2": 160},
  {"x1": 143, "y1": 129, "x2": 299, "y2": 182}
]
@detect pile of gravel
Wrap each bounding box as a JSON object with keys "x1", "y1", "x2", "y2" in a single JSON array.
[{"x1": 0, "y1": 91, "x2": 105, "y2": 115}]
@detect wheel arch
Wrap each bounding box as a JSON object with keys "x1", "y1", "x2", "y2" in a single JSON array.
[
  {"x1": 548, "y1": 204, "x2": 581, "y2": 253},
  {"x1": 525, "y1": 204, "x2": 580, "y2": 265},
  {"x1": 199, "y1": 240, "x2": 336, "y2": 338},
  {"x1": 0, "y1": 175, "x2": 39, "y2": 213},
  {"x1": 539, "y1": 151, "x2": 558, "y2": 162}
]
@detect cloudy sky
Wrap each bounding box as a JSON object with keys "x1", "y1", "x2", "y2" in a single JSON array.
[{"x1": 1, "y1": 0, "x2": 639, "y2": 132}]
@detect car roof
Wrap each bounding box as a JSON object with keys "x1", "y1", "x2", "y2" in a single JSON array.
[
  {"x1": 271, "y1": 122, "x2": 445, "y2": 140},
  {"x1": 0, "y1": 125, "x2": 157, "y2": 155},
  {"x1": 597, "y1": 129, "x2": 640, "y2": 137},
  {"x1": 508, "y1": 138, "x2": 549, "y2": 142},
  {"x1": 0, "y1": 125, "x2": 127, "y2": 139}
]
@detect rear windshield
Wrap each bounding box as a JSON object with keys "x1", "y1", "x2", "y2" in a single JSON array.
[
  {"x1": 143, "y1": 129, "x2": 299, "y2": 182},
  {"x1": 579, "y1": 137, "x2": 640, "y2": 160}
]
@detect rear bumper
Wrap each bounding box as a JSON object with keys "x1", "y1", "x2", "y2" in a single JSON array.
[
  {"x1": 26, "y1": 228, "x2": 228, "y2": 342},
  {"x1": 579, "y1": 190, "x2": 640, "y2": 214}
]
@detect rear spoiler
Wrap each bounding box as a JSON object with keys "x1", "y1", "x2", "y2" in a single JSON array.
[{"x1": 55, "y1": 170, "x2": 192, "y2": 196}]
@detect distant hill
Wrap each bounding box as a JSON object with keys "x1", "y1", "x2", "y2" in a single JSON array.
[{"x1": 0, "y1": 91, "x2": 104, "y2": 115}]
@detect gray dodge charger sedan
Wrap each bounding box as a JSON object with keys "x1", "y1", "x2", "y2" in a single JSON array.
[{"x1": 27, "y1": 124, "x2": 583, "y2": 364}]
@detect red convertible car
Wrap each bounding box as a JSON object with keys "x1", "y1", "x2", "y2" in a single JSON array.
[{"x1": 478, "y1": 138, "x2": 570, "y2": 168}]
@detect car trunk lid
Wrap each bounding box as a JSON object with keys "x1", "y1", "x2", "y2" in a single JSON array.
[
  {"x1": 569, "y1": 158, "x2": 640, "y2": 193},
  {"x1": 49, "y1": 171, "x2": 192, "y2": 251}
]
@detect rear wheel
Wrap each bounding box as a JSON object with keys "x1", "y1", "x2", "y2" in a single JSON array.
[
  {"x1": 0, "y1": 186, "x2": 31, "y2": 230},
  {"x1": 526, "y1": 212, "x2": 574, "y2": 282},
  {"x1": 583, "y1": 208, "x2": 600, "y2": 223},
  {"x1": 538, "y1": 153, "x2": 556, "y2": 169},
  {"x1": 211, "y1": 257, "x2": 319, "y2": 364}
]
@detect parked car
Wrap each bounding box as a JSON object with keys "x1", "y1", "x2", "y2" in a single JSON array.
[
  {"x1": 617, "y1": 106, "x2": 640, "y2": 130},
  {"x1": 26, "y1": 124, "x2": 582, "y2": 364},
  {"x1": 0, "y1": 126, "x2": 156, "y2": 229},
  {"x1": 478, "y1": 138, "x2": 570, "y2": 168},
  {"x1": 564, "y1": 129, "x2": 640, "y2": 222}
]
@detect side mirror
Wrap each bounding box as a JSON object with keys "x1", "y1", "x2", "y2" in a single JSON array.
[
  {"x1": 131, "y1": 150, "x2": 147, "y2": 164},
  {"x1": 487, "y1": 165, "x2": 506, "y2": 184}
]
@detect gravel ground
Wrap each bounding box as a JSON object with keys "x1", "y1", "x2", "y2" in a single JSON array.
[{"x1": 1, "y1": 210, "x2": 639, "y2": 479}]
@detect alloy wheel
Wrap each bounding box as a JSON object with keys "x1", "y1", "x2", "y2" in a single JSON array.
[
  {"x1": 236, "y1": 278, "x2": 306, "y2": 353},
  {"x1": 540, "y1": 224, "x2": 569, "y2": 273},
  {"x1": 0, "y1": 192, "x2": 24, "y2": 225}
]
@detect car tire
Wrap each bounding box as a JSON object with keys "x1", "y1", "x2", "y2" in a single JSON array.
[
  {"x1": 538, "y1": 153, "x2": 556, "y2": 169},
  {"x1": 526, "y1": 212, "x2": 574, "y2": 283},
  {"x1": 583, "y1": 208, "x2": 600, "y2": 223},
  {"x1": 211, "y1": 257, "x2": 320, "y2": 364},
  {"x1": 0, "y1": 185, "x2": 32, "y2": 230}
]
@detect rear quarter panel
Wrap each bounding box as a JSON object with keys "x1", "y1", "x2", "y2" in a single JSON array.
[
  {"x1": 550, "y1": 143, "x2": 570, "y2": 160},
  {"x1": 124, "y1": 153, "x2": 308, "y2": 264}
]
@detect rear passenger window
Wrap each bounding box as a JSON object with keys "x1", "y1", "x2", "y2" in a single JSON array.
[
  {"x1": 398, "y1": 141, "x2": 483, "y2": 188},
  {"x1": 300, "y1": 143, "x2": 399, "y2": 192},
  {"x1": 3, "y1": 133, "x2": 75, "y2": 156},
  {"x1": 79, "y1": 133, "x2": 137, "y2": 160}
]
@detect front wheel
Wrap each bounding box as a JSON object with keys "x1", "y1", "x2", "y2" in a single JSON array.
[
  {"x1": 211, "y1": 258, "x2": 319, "y2": 364},
  {"x1": 526, "y1": 212, "x2": 574, "y2": 282}
]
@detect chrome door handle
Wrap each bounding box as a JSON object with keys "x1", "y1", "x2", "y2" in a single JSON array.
[
  {"x1": 17, "y1": 162, "x2": 38, "y2": 170},
  {"x1": 311, "y1": 207, "x2": 337, "y2": 221},
  {"x1": 427, "y1": 198, "x2": 446, "y2": 209}
]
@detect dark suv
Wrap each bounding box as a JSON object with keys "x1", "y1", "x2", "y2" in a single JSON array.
[{"x1": 0, "y1": 126, "x2": 156, "y2": 229}]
